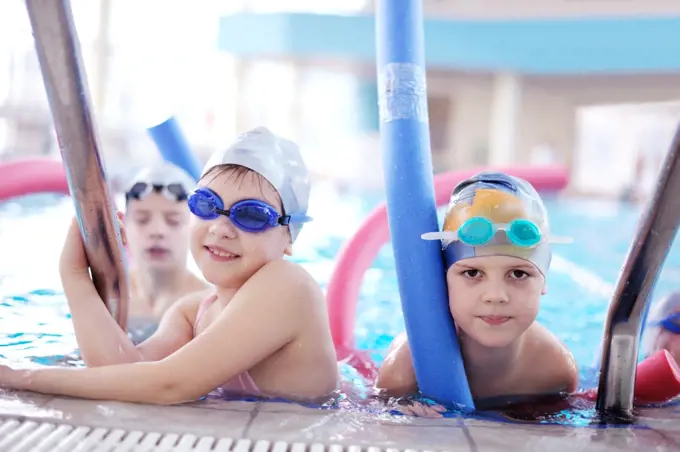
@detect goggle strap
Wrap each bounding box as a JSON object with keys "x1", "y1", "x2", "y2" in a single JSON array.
[
  {"x1": 421, "y1": 231, "x2": 457, "y2": 241},
  {"x1": 288, "y1": 214, "x2": 313, "y2": 224}
]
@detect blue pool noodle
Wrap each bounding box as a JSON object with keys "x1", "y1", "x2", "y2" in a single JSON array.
[
  {"x1": 147, "y1": 116, "x2": 201, "y2": 181},
  {"x1": 375, "y1": 0, "x2": 475, "y2": 410}
]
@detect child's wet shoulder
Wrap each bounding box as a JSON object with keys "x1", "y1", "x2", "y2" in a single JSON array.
[
  {"x1": 525, "y1": 322, "x2": 579, "y2": 391},
  {"x1": 256, "y1": 260, "x2": 318, "y2": 287},
  {"x1": 175, "y1": 287, "x2": 216, "y2": 317},
  {"x1": 247, "y1": 260, "x2": 324, "y2": 306}
]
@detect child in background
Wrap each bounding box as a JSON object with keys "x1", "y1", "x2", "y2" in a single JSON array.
[
  {"x1": 122, "y1": 162, "x2": 208, "y2": 321},
  {"x1": 641, "y1": 291, "x2": 680, "y2": 364}
]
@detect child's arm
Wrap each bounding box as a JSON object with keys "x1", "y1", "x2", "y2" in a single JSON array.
[
  {"x1": 59, "y1": 216, "x2": 140, "y2": 366},
  {"x1": 59, "y1": 216, "x2": 197, "y2": 367},
  {"x1": 375, "y1": 332, "x2": 419, "y2": 397},
  {"x1": 1, "y1": 260, "x2": 318, "y2": 404},
  {"x1": 557, "y1": 347, "x2": 579, "y2": 393},
  {"x1": 532, "y1": 326, "x2": 580, "y2": 394},
  {"x1": 537, "y1": 350, "x2": 579, "y2": 395}
]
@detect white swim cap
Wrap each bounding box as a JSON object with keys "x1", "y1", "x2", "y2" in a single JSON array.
[
  {"x1": 641, "y1": 291, "x2": 680, "y2": 358},
  {"x1": 201, "y1": 127, "x2": 311, "y2": 242},
  {"x1": 125, "y1": 162, "x2": 196, "y2": 202}
]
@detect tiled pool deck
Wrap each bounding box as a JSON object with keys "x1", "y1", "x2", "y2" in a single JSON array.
[{"x1": 1, "y1": 390, "x2": 679, "y2": 451}]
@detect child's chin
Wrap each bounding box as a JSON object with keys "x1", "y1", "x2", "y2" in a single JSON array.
[
  {"x1": 201, "y1": 267, "x2": 239, "y2": 287},
  {"x1": 469, "y1": 331, "x2": 518, "y2": 348}
]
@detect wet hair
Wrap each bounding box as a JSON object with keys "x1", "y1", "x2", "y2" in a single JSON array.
[{"x1": 201, "y1": 164, "x2": 286, "y2": 215}]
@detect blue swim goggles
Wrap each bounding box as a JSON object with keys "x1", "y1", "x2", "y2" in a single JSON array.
[
  {"x1": 656, "y1": 312, "x2": 680, "y2": 334},
  {"x1": 188, "y1": 187, "x2": 312, "y2": 233},
  {"x1": 422, "y1": 217, "x2": 544, "y2": 248}
]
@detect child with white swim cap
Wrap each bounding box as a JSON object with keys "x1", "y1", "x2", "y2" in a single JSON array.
[
  {"x1": 376, "y1": 172, "x2": 578, "y2": 412},
  {"x1": 121, "y1": 162, "x2": 208, "y2": 321},
  {"x1": 641, "y1": 291, "x2": 680, "y2": 364},
  {"x1": 0, "y1": 127, "x2": 338, "y2": 404}
]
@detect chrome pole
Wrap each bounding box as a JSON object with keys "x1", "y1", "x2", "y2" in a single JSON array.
[
  {"x1": 597, "y1": 122, "x2": 680, "y2": 415},
  {"x1": 25, "y1": 0, "x2": 129, "y2": 328}
]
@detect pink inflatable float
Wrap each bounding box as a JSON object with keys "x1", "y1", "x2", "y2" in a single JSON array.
[
  {"x1": 0, "y1": 158, "x2": 69, "y2": 201},
  {"x1": 329, "y1": 165, "x2": 570, "y2": 380}
]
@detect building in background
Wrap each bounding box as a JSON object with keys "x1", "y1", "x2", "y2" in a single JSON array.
[{"x1": 2, "y1": 0, "x2": 680, "y2": 195}]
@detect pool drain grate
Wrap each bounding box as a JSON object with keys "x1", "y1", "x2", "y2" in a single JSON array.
[{"x1": 0, "y1": 417, "x2": 422, "y2": 452}]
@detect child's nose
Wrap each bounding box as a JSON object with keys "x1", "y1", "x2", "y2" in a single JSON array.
[
  {"x1": 208, "y1": 216, "x2": 238, "y2": 239},
  {"x1": 482, "y1": 282, "x2": 509, "y2": 304},
  {"x1": 148, "y1": 216, "x2": 168, "y2": 238}
]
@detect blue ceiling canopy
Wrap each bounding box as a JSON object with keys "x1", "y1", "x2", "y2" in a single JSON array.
[{"x1": 218, "y1": 12, "x2": 680, "y2": 74}]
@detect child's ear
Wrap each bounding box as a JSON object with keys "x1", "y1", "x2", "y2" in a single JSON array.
[{"x1": 284, "y1": 244, "x2": 293, "y2": 256}]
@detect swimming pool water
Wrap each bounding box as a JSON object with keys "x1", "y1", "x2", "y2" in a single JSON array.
[{"x1": 1, "y1": 188, "x2": 680, "y2": 416}]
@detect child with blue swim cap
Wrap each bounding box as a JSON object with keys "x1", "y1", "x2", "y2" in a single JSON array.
[
  {"x1": 376, "y1": 171, "x2": 578, "y2": 412},
  {"x1": 0, "y1": 127, "x2": 338, "y2": 404}
]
